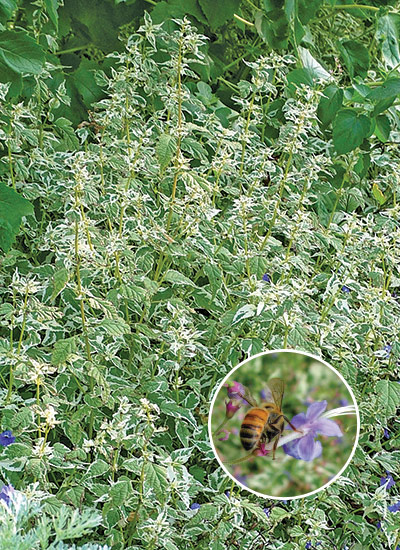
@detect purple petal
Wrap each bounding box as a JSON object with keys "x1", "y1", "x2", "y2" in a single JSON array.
[
  {"x1": 282, "y1": 438, "x2": 302, "y2": 460},
  {"x1": 306, "y1": 401, "x2": 327, "y2": 421},
  {"x1": 0, "y1": 430, "x2": 16, "y2": 447},
  {"x1": 298, "y1": 433, "x2": 322, "y2": 461},
  {"x1": 286, "y1": 412, "x2": 307, "y2": 429},
  {"x1": 312, "y1": 418, "x2": 343, "y2": 437}
]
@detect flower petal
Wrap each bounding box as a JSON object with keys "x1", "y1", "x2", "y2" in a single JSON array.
[
  {"x1": 306, "y1": 401, "x2": 327, "y2": 421},
  {"x1": 286, "y1": 412, "x2": 307, "y2": 429},
  {"x1": 282, "y1": 439, "x2": 302, "y2": 460},
  {"x1": 312, "y1": 418, "x2": 343, "y2": 437},
  {"x1": 298, "y1": 433, "x2": 320, "y2": 461}
]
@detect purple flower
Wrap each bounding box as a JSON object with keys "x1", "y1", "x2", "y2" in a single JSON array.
[
  {"x1": 225, "y1": 490, "x2": 230, "y2": 498},
  {"x1": 341, "y1": 285, "x2": 351, "y2": 293},
  {"x1": 383, "y1": 344, "x2": 392, "y2": 357},
  {"x1": 384, "y1": 428, "x2": 390, "y2": 439},
  {"x1": 0, "y1": 430, "x2": 15, "y2": 447},
  {"x1": 263, "y1": 507, "x2": 270, "y2": 517},
  {"x1": 339, "y1": 398, "x2": 348, "y2": 406},
  {"x1": 0, "y1": 485, "x2": 14, "y2": 506},
  {"x1": 262, "y1": 273, "x2": 271, "y2": 283},
  {"x1": 218, "y1": 429, "x2": 230, "y2": 441},
  {"x1": 305, "y1": 542, "x2": 312, "y2": 550},
  {"x1": 190, "y1": 503, "x2": 200, "y2": 510},
  {"x1": 388, "y1": 501, "x2": 400, "y2": 512},
  {"x1": 225, "y1": 400, "x2": 241, "y2": 419},
  {"x1": 380, "y1": 472, "x2": 395, "y2": 489},
  {"x1": 282, "y1": 401, "x2": 342, "y2": 462},
  {"x1": 224, "y1": 381, "x2": 245, "y2": 400}
]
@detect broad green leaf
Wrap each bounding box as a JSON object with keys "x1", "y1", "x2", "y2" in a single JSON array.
[
  {"x1": 0, "y1": 30, "x2": 45, "y2": 74},
  {"x1": 52, "y1": 336, "x2": 78, "y2": 365},
  {"x1": 299, "y1": 47, "x2": 331, "y2": 81},
  {"x1": 287, "y1": 67, "x2": 315, "y2": 88},
  {"x1": 376, "y1": 14, "x2": 400, "y2": 69},
  {"x1": 317, "y1": 85, "x2": 344, "y2": 127},
  {"x1": 374, "y1": 114, "x2": 391, "y2": 143},
  {"x1": 337, "y1": 39, "x2": 369, "y2": 79},
  {"x1": 143, "y1": 462, "x2": 168, "y2": 502},
  {"x1": 0, "y1": 0, "x2": 17, "y2": 19},
  {"x1": 376, "y1": 380, "x2": 400, "y2": 418},
  {"x1": 198, "y1": 0, "x2": 240, "y2": 30},
  {"x1": 0, "y1": 182, "x2": 34, "y2": 252},
  {"x1": 367, "y1": 78, "x2": 400, "y2": 101},
  {"x1": 332, "y1": 109, "x2": 371, "y2": 155},
  {"x1": 372, "y1": 182, "x2": 386, "y2": 205},
  {"x1": 164, "y1": 269, "x2": 196, "y2": 287},
  {"x1": 254, "y1": 9, "x2": 289, "y2": 50}
]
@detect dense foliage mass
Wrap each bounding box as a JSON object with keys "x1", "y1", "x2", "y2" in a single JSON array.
[{"x1": 0, "y1": 1, "x2": 400, "y2": 549}]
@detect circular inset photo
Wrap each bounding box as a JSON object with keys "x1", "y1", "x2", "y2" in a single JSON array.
[{"x1": 209, "y1": 350, "x2": 360, "y2": 499}]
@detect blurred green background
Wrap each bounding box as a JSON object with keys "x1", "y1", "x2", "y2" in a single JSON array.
[{"x1": 210, "y1": 351, "x2": 358, "y2": 497}]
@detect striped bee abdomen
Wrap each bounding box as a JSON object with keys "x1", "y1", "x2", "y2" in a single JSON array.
[{"x1": 240, "y1": 408, "x2": 269, "y2": 451}]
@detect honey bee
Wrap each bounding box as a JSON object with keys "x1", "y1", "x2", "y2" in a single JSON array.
[{"x1": 237, "y1": 378, "x2": 301, "y2": 460}]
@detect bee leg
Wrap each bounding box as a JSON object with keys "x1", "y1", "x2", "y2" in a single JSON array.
[
  {"x1": 283, "y1": 416, "x2": 302, "y2": 433},
  {"x1": 271, "y1": 436, "x2": 279, "y2": 460}
]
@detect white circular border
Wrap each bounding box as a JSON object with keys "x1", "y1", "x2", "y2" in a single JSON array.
[{"x1": 208, "y1": 348, "x2": 361, "y2": 500}]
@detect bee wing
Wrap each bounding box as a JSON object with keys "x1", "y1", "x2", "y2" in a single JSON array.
[
  {"x1": 237, "y1": 385, "x2": 259, "y2": 408},
  {"x1": 267, "y1": 378, "x2": 285, "y2": 409}
]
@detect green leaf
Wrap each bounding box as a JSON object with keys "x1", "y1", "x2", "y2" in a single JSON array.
[
  {"x1": 97, "y1": 318, "x2": 131, "y2": 336},
  {"x1": 203, "y1": 263, "x2": 222, "y2": 295},
  {"x1": 376, "y1": 380, "x2": 400, "y2": 418},
  {"x1": 232, "y1": 304, "x2": 256, "y2": 325},
  {"x1": 0, "y1": 30, "x2": 45, "y2": 74},
  {"x1": 376, "y1": 14, "x2": 400, "y2": 69},
  {"x1": 241, "y1": 500, "x2": 269, "y2": 524},
  {"x1": 332, "y1": 109, "x2": 372, "y2": 155},
  {"x1": 198, "y1": 0, "x2": 240, "y2": 29},
  {"x1": 156, "y1": 133, "x2": 176, "y2": 172},
  {"x1": 83, "y1": 459, "x2": 110, "y2": 479},
  {"x1": 375, "y1": 451, "x2": 400, "y2": 474},
  {"x1": 0, "y1": 183, "x2": 34, "y2": 252},
  {"x1": 270, "y1": 507, "x2": 290, "y2": 521},
  {"x1": 143, "y1": 462, "x2": 168, "y2": 502},
  {"x1": 0, "y1": 0, "x2": 17, "y2": 19},
  {"x1": 317, "y1": 85, "x2": 344, "y2": 127},
  {"x1": 51, "y1": 267, "x2": 70, "y2": 301},
  {"x1": 254, "y1": 9, "x2": 289, "y2": 49},
  {"x1": 44, "y1": 0, "x2": 59, "y2": 29},
  {"x1": 52, "y1": 336, "x2": 78, "y2": 365},
  {"x1": 367, "y1": 78, "x2": 400, "y2": 101},
  {"x1": 374, "y1": 114, "x2": 391, "y2": 143},
  {"x1": 299, "y1": 47, "x2": 331, "y2": 81},
  {"x1": 337, "y1": 39, "x2": 369, "y2": 79},
  {"x1": 164, "y1": 270, "x2": 196, "y2": 287},
  {"x1": 110, "y1": 480, "x2": 131, "y2": 506},
  {"x1": 54, "y1": 117, "x2": 80, "y2": 151}
]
